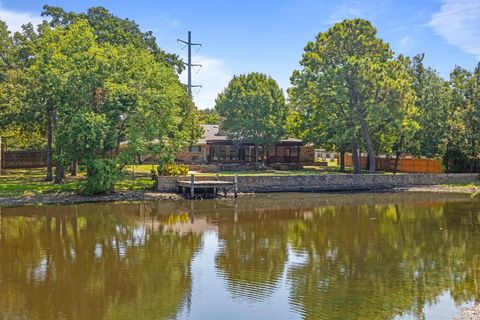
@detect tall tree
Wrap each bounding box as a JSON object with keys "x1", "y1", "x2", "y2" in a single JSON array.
[
  {"x1": 0, "y1": 21, "x2": 45, "y2": 151},
  {"x1": 406, "y1": 54, "x2": 451, "y2": 159},
  {"x1": 26, "y1": 18, "x2": 200, "y2": 192},
  {"x1": 215, "y1": 72, "x2": 288, "y2": 166},
  {"x1": 290, "y1": 19, "x2": 415, "y2": 173},
  {"x1": 443, "y1": 65, "x2": 480, "y2": 172},
  {"x1": 6, "y1": 5, "x2": 195, "y2": 183}
]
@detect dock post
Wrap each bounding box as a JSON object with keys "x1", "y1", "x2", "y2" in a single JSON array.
[
  {"x1": 190, "y1": 174, "x2": 195, "y2": 199},
  {"x1": 234, "y1": 174, "x2": 238, "y2": 198}
]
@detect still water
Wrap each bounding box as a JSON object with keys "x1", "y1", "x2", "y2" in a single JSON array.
[{"x1": 0, "y1": 193, "x2": 479, "y2": 320}]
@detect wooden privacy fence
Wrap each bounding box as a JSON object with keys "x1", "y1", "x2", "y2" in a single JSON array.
[
  {"x1": 343, "y1": 153, "x2": 443, "y2": 173},
  {"x1": 1, "y1": 149, "x2": 49, "y2": 169}
]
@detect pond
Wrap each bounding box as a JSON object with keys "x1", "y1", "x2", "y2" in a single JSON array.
[{"x1": 0, "y1": 192, "x2": 479, "y2": 320}]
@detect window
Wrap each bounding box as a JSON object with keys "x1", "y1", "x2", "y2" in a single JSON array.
[
  {"x1": 188, "y1": 146, "x2": 202, "y2": 153},
  {"x1": 230, "y1": 146, "x2": 238, "y2": 160},
  {"x1": 219, "y1": 146, "x2": 226, "y2": 160}
]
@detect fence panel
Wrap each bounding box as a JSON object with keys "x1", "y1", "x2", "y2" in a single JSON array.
[
  {"x1": 1, "y1": 150, "x2": 49, "y2": 169},
  {"x1": 342, "y1": 154, "x2": 442, "y2": 173}
]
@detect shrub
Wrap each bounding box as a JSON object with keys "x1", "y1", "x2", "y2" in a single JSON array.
[
  {"x1": 82, "y1": 159, "x2": 121, "y2": 195},
  {"x1": 158, "y1": 163, "x2": 189, "y2": 176}
]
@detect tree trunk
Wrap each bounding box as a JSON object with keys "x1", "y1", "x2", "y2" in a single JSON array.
[
  {"x1": 393, "y1": 152, "x2": 401, "y2": 174},
  {"x1": 70, "y1": 160, "x2": 77, "y2": 177},
  {"x1": 254, "y1": 144, "x2": 259, "y2": 169},
  {"x1": 339, "y1": 146, "x2": 346, "y2": 172},
  {"x1": 356, "y1": 106, "x2": 376, "y2": 173},
  {"x1": 350, "y1": 137, "x2": 361, "y2": 174},
  {"x1": 347, "y1": 85, "x2": 361, "y2": 175},
  {"x1": 54, "y1": 151, "x2": 64, "y2": 184},
  {"x1": 45, "y1": 111, "x2": 53, "y2": 181},
  {"x1": 393, "y1": 136, "x2": 404, "y2": 174}
]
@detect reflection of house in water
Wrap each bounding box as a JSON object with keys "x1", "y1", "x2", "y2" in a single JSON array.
[
  {"x1": 128, "y1": 202, "x2": 219, "y2": 235},
  {"x1": 162, "y1": 216, "x2": 218, "y2": 235}
]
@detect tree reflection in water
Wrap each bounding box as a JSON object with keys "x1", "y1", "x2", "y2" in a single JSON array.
[
  {"x1": 0, "y1": 202, "x2": 202, "y2": 320},
  {"x1": 0, "y1": 193, "x2": 479, "y2": 320},
  {"x1": 214, "y1": 209, "x2": 290, "y2": 301},
  {"x1": 286, "y1": 202, "x2": 480, "y2": 319}
]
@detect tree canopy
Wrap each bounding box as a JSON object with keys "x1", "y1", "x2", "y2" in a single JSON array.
[
  {"x1": 215, "y1": 72, "x2": 288, "y2": 164},
  {"x1": 0, "y1": 7, "x2": 201, "y2": 193},
  {"x1": 289, "y1": 19, "x2": 416, "y2": 173}
]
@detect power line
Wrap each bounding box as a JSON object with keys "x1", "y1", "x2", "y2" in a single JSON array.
[{"x1": 178, "y1": 31, "x2": 202, "y2": 96}]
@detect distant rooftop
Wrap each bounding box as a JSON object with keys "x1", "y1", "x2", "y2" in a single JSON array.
[{"x1": 198, "y1": 124, "x2": 220, "y2": 145}]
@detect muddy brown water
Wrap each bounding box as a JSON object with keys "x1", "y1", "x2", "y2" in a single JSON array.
[{"x1": 0, "y1": 192, "x2": 479, "y2": 320}]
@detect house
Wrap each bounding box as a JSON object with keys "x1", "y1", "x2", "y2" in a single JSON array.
[{"x1": 176, "y1": 124, "x2": 314, "y2": 167}]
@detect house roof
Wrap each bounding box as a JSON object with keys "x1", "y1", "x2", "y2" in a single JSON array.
[
  {"x1": 277, "y1": 138, "x2": 303, "y2": 146},
  {"x1": 198, "y1": 124, "x2": 220, "y2": 145},
  {"x1": 197, "y1": 124, "x2": 303, "y2": 146}
]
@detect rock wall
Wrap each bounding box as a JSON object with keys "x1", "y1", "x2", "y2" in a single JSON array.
[{"x1": 155, "y1": 173, "x2": 479, "y2": 193}]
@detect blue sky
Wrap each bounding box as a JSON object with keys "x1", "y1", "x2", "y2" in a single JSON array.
[{"x1": 1, "y1": 0, "x2": 479, "y2": 109}]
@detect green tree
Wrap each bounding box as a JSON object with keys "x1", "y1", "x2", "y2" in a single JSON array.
[
  {"x1": 215, "y1": 72, "x2": 287, "y2": 166},
  {"x1": 26, "y1": 18, "x2": 199, "y2": 192},
  {"x1": 41, "y1": 5, "x2": 184, "y2": 73},
  {"x1": 443, "y1": 64, "x2": 480, "y2": 172},
  {"x1": 406, "y1": 54, "x2": 451, "y2": 159},
  {"x1": 29, "y1": 19, "x2": 107, "y2": 183},
  {"x1": 198, "y1": 108, "x2": 220, "y2": 124},
  {"x1": 290, "y1": 19, "x2": 415, "y2": 173},
  {"x1": 0, "y1": 21, "x2": 45, "y2": 151}
]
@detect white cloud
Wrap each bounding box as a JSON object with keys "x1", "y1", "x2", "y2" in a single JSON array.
[
  {"x1": 179, "y1": 55, "x2": 233, "y2": 109},
  {"x1": 327, "y1": 2, "x2": 364, "y2": 24},
  {"x1": 429, "y1": 0, "x2": 480, "y2": 59},
  {"x1": 0, "y1": 2, "x2": 43, "y2": 33}
]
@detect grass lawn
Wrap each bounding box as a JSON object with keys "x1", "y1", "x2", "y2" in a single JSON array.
[
  {"x1": 440, "y1": 181, "x2": 480, "y2": 189},
  {"x1": 0, "y1": 168, "x2": 154, "y2": 197},
  {"x1": 0, "y1": 161, "x2": 388, "y2": 197}
]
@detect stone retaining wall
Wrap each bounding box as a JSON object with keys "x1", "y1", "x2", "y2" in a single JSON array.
[{"x1": 155, "y1": 173, "x2": 479, "y2": 193}]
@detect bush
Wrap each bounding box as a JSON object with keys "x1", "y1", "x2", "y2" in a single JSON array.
[
  {"x1": 158, "y1": 163, "x2": 189, "y2": 176},
  {"x1": 82, "y1": 159, "x2": 121, "y2": 195},
  {"x1": 442, "y1": 147, "x2": 471, "y2": 173}
]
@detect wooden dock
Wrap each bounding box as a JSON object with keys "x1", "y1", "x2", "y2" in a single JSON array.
[{"x1": 177, "y1": 174, "x2": 238, "y2": 199}]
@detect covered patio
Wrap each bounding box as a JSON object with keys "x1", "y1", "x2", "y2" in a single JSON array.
[{"x1": 206, "y1": 138, "x2": 303, "y2": 165}]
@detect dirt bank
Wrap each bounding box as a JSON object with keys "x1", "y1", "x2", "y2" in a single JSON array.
[
  {"x1": 400, "y1": 185, "x2": 480, "y2": 194},
  {"x1": 455, "y1": 305, "x2": 480, "y2": 320},
  {"x1": 0, "y1": 191, "x2": 181, "y2": 207}
]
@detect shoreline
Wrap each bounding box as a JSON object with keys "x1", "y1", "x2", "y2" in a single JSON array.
[
  {"x1": 0, "y1": 184, "x2": 479, "y2": 207},
  {"x1": 0, "y1": 191, "x2": 182, "y2": 207},
  {"x1": 455, "y1": 305, "x2": 480, "y2": 320}
]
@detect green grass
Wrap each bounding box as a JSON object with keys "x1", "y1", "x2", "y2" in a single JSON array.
[
  {"x1": 439, "y1": 181, "x2": 480, "y2": 189},
  {"x1": 0, "y1": 167, "x2": 155, "y2": 197},
  {"x1": 124, "y1": 164, "x2": 157, "y2": 174},
  {"x1": 0, "y1": 169, "x2": 81, "y2": 197}
]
